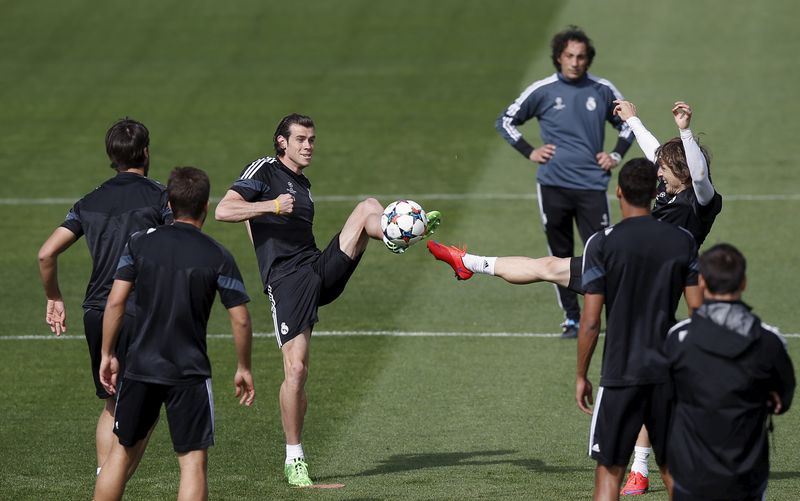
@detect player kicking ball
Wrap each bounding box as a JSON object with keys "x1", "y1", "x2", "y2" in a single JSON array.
[{"x1": 215, "y1": 113, "x2": 439, "y2": 487}]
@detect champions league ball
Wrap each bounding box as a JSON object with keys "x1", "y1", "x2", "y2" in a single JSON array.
[{"x1": 381, "y1": 200, "x2": 428, "y2": 250}]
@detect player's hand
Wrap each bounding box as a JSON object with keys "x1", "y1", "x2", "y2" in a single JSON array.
[
  {"x1": 672, "y1": 101, "x2": 692, "y2": 130},
  {"x1": 99, "y1": 354, "x2": 119, "y2": 395},
  {"x1": 274, "y1": 193, "x2": 295, "y2": 215},
  {"x1": 46, "y1": 299, "x2": 67, "y2": 336},
  {"x1": 596, "y1": 151, "x2": 618, "y2": 171},
  {"x1": 576, "y1": 376, "x2": 594, "y2": 415},
  {"x1": 234, "y1": 369, "x2": 255, "y2": 406},
  {"x1": 767, "y1": 390, "x2": 783, "y2": 414},
  {"x1": 530, "y1": 144, "x2": 556, "y2": 164},
  {"x1": 613, "y1": 99, "x2": 638, "y2": 121}
]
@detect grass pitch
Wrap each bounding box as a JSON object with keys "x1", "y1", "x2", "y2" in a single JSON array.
[{"x1": 2, "y1": 0, "x2": 800, "y2": 499}]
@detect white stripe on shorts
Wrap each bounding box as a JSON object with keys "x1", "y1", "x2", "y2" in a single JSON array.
[{"x1": 588, "y1": 386, "x2": 605, "y2": 457}]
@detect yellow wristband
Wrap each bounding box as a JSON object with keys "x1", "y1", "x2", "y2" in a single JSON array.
[{"x1": 274, "y1": 199, "x2": 280, "y2": 215}]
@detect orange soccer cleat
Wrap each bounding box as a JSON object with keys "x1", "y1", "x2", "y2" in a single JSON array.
[
  {"x1": 426, "y1": 241, "x2": 473, "y2": 280},
  {"x1": 620, "y1": 471, "x2": 649, "y2": 496}
]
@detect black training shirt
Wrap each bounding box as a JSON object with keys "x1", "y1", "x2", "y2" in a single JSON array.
[
  {"x1": 653, "y1": 184, "x2": 722, "y2": 246},
  {"x1": 229, "y1": 156, "x2": 317, "y2": 287},
  {"x1": 60, "y1": 172, "x2": 172, "y2": 310},
  {"x1": 582, "y1": 215, "x2": 698, "y2": 386},
  {"x1": 115, "y1": 222, "x2": 250, "y2": 384}
]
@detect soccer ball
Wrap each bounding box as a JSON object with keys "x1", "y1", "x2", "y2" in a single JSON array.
[{"x1": 381, "y1": 200, "x2": 428, "y2": 250}]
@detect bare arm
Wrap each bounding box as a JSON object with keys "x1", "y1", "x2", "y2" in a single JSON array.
[
  {"x1": 37, "y1": 227, "x2": 78, "y2": 336},
  {"x1": 683, "y1": 285, "x2": 703, "y2": 315},
  {"x1": 100, "y1": 279, "x2": 133, "y2": 394},
  {"x1": 228, "y1": 304, "x2": 255, "y2": 406},
  {"x1": 576, "y1": 293, "x2": 604, "y2": 415},
  {"x1": 214, "y1": 189, "x2": 294, "y2": 223}
]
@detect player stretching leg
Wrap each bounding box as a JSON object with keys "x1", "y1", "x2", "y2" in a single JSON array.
[{"x1": 216, "y1": 113, "x2": 439, "y2": 487}]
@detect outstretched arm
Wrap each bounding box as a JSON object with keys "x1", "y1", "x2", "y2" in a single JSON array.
[
  {"x1": 38, "y1": 227, "x2": 78, "y2": 336},
  {"x1": 215, "y1": 189, "x2": 294, "y2": 223},
  {"x1": 673, "y1": 102, "x2": 715, "y2": 206},
  {"x1": 613, "y1": 100, "x2": 661, "y2": 162},
  {"x1": 228, "y1": 304, "x2": 255, "y2": 406}
]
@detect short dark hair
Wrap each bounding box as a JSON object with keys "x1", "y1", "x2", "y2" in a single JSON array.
[
  {"x1": 618, "y1": 158, "x2": 657, "y2": 208},
  {"x1": 167, "y1": 167, "x2": 210, "y2": 220},
  {"x1": 551, "y1": 25, "x2": 596, "y2": 71},
  {"x1": 273, "y1": 113, "x2": 314, "y2": 157},
  {"x1": 655, "y1": 137, "x2": 712, "y2": 187},
  {"x1": 699, "y1": 243, "x2": 747, "y2": 294},
  {"x1": 105, "y1": 118, "x2": 149, "y2": 170}
]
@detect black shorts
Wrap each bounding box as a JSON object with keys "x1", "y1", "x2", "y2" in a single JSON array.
[
  {"x1": 268, "y1": 233, "x2": 361, "y2": 347},
  {"x1": 567, "y1": 256, "x2": 585, "y2": 295},
  {"x1": 83, "y1": 308, "x2": 135, "y2": 399},
  {"x1": 672, "y1": 480, "x2": 767, "y2": 501},
  {"x1": 114, "y1": 378, "x2": 215, "y2": 453},
  {"x1": 588, "y1": 384, "x2": 672, "y2": 467}
]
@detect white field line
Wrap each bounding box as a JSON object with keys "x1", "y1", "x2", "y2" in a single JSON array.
[
  {"x1": 2, "y1": 193, "x2": 800, "y2": 205},
  {"x1": 3, "y1": 330, "x2": 799, "y2": 340}
]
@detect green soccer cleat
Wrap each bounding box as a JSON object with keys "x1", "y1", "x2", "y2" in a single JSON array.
[
  {"x1": 383, "y1": 236, "x2": 405, "y2": 254},
  {"x1": 424, "y1": 210, "x2": 441, "y2": 237},
  {"x1": 285, "y1": 458, "x2": 313, "y2": 487}
]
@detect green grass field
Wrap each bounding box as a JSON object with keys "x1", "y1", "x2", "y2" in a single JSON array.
[{"x1": 2, "y1": 1, "x2": 799, "y2": 499}]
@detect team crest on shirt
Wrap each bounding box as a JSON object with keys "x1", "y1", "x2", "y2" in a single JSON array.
[
  {"x1": 281, "y1": 322, "x2": 289, "y2": 335},
  {"x1": 585, "y1": 96, "x2": 597, "y2": 111},
  {"x1": 287, "y1": 182, "x2": 297, "y2": 195},
  {"x1": 553, "y1": 97, "x2": 566, "y2": 110}
]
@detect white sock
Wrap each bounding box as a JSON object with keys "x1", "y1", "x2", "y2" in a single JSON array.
[
  {"x1": 631, "y1": 446, "x2": 651, "y2": 477},
  {"x1": 285, "y1": 443, "x2": 305, "y2": 465},
  {"x1": 462, "y1": 254, "x2": 496, "y2": 275},
  {"x1": 96, "y1": 466, "x2": 102, "y2": 477}
]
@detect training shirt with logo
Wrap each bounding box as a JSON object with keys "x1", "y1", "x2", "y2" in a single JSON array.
[
  {"x1": 60, "y1": 172, "x2": 172, "y2": 310},
  {"x1": 229, "y1": 156, "x2": 317, "y2": 287},
  {"x1": 581, "y1": 215, "x2": 698, "y2": 386},
  {"x1": 653, "y1": 186, "x2": 722, "y2": 246},
  {"x1": 115, "y1": 222, "x2": 250, "y2": 385},
  {"x1": 496, "y1": 72, "x2": 633, "y2": 191}
]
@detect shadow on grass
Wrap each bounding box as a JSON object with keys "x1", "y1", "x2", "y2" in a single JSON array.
[
  {"x1": 316, "y1": 449, "x2": 591, "y2": 481},
  {"x1": 771, "y1": 471, "x2": 800, "y2": 480}
]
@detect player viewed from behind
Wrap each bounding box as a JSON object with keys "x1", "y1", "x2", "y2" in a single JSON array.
[
  {"x1": 215, "y1": 113, "x2": 440, "y2": 487},
  {"x1": 94, "y1": 167, "x2": 255, "y2": 501},
  {"x1": 496, "y1": 25, "x2": 634, "y2": 338},
  {"x1": 37, "y1": 118, "x2": 171, "y2": 476},
  {"x1": 576, "y1": 159, "x2": 699, "y2": 500},
  {"x1": 665, "y1": 243, "x2": 795, "y2": 500}
]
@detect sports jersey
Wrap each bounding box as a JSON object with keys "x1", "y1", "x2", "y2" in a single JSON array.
[
  {"x1": 115, "y1": 222, "x2": 250, "y2": 385},
  {"x1": 229, "y1": 156, "x2": 317, "y2": 286},
  {"x1": 582, "y1": 215, "x2": 698, "y2": 386},
  {"x1": 496, "y1": 72, "x2": 633, "y2": 190},
  {"x1": 60, "y1": 172, "x2": 172, "y2": 310},
  {"x1": 665, "y1": 301, "x2": 795, "y2": 498},
  {"x1": 653, "y1": 187, "x2": 722, "y2": 246}
]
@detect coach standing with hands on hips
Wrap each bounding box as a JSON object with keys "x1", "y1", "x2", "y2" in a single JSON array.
[{"x1": 496, "y1": 26, "x2": 634, "y2": 338}]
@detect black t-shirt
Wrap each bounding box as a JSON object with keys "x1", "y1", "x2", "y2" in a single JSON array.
[
  {"x1": 115, "y1": 222, "x2": 250, "y2": 385},
  {"x1": 582, "y1": 215, "x2": 698, "y2": 386},
  {"x1": 653, "y1": 183, "x2": 722, "y2": 247},
  {"x1": 229, "y1": 156, "x2": 318, "y2": 286},
  {"x1": 60, "y1": 172, "x2": 172, "y2": 310}
]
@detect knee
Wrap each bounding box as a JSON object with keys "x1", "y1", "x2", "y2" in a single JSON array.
[
  {"x1": 359, "y1": 197, "x2": 383, "y2": 216},
  {"x1": 284, "y1": 360, "x2": 309, "y2": 387}
]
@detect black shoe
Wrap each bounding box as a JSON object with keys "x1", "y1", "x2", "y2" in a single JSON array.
[{"x1": 560, "y1": 319, "x2": 579, "y2": 339}]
